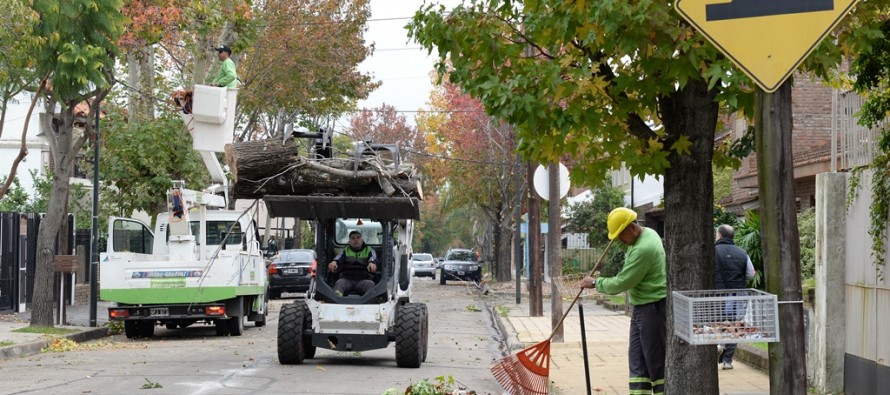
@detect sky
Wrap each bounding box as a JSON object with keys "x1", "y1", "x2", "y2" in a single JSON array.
[{"x1": 348, "y1": 0, "x2": 461, "y2": 128}]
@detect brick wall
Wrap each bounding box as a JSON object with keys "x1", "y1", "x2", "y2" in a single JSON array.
[{"x1": 726, "y1": 73, "x2": 834, "y2": 212}]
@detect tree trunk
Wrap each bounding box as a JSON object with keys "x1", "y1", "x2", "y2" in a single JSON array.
[
  {"x1": 225, "y1": 139, "x2": 420, "y2": 199},
  {"x1": 496, "y1": 210, "x2": 513, "y2": 282},
  {"x1": 527, "y1": 161, "x2": 543, "y2": 317},
  {"x1": 756, "y1": 81, "x2": 807, "y2": 395},
  {"x1": 31, "y1": 109, "x2": 78, "y2": 327},
  {"x1": 661, "y1": 78, "x2": 720, "y2": 394}
]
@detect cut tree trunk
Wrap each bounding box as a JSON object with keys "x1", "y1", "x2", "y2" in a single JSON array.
[{"x1": 225, "y1": 139, "x2": 422, "y2": 199}]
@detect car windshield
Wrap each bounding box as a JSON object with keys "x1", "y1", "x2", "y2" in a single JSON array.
[
  {"x1": 446, "y1": 250, "x2": 475, "y2": 262},
  {"x1": 413, "y1": 253, "x2": 433, "y2": 261},
  {"x1": 277, "y1": 250, "x2": 314, "y2": 263}
]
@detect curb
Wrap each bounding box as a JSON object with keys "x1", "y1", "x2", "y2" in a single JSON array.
[
  {"x1": 484, "y1": 301, "x2": 523, "y2": 355},
  {"x1": 0, "y1": 327, "x2": 110, "y2": 361},
  {"x1": 734, "y1": 343, "x2": 769, "y2": 372}
]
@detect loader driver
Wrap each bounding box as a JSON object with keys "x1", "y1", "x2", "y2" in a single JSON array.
[{"x1": 328, "y1": 231, "x2": 378, "y2": 296}]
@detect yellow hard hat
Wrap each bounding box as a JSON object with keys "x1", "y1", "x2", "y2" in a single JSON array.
[{"x1": 607, "y1": 207, "x2": 638, "y2": 240}]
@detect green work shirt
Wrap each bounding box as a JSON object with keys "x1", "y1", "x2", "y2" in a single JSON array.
[
  {"x1": 596, "y1": 227, "x2": 667, "y2": 305},
  {"x1": 213, "y1": 58, "x2": 237, "y2": 88}
]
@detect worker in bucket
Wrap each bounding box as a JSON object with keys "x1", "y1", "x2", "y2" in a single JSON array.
[
  {"x1": 328, "y1": 231, "x2": 378, "y2": 296},
  {"x1": 211, "y1": 45, "x2": 238, "y2": 88},
  {"x1": 580, "y1": 207, "x2": 667, "y2": 395}
]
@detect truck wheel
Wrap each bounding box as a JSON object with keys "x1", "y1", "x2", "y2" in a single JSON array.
[
  {"x1": 299, "y1": 303, "x2": 316, "y2": 359},
  {"x1": 278, "y1": 304, "x2": 305, "y2": 364},
  {"x1": 395, "y1": 303, "x2": 424, "y2": 368},
  {"x1": 228, "y1": 315, "x2": 244, "y2": 336},
  {"x1": 419, "y1": 304, "x2": 429, "y2": 362},
  {"x1": 124, "y1": 321, "x2": 138, "y2": 339},
  {"x1": 138, "y1": 321, "x2": 155, "y2": 338},
  {"x1": 215, "y1": 319, "x2": 230, "y2": 336}
]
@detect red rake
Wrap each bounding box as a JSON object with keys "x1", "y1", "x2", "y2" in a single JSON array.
[{"x1": 491, "y1": 239, "x2": 616, "y2": 395}]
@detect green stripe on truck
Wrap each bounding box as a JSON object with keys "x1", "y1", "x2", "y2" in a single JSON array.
[{"x1": 101, "y1": 285, "x2": 264, "y2": 304}]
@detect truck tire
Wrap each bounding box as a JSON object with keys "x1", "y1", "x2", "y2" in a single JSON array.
[
  {"x1": 278, "y1": 304, "x2": 305, "y2": 364},
  {"x1": 395, "y1": 303, "x2": 424, "y2": 368},
  {"x1": 124, "y1": 321, "x2": 138, "y2": 339},
  {"x1": 215, "y1": 319, "x2": 230, "y2": 336},
  {"x1": 299, "y1": 303, "x2": 316, "y2": 359},
  {"x1": 228, "y1": 315, "x2": 244, "y2": 336},
  {"x1": 138, "y1": 321, "x2": 155, "y2": 338}
]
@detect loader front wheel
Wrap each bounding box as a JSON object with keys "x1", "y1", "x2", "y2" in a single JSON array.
[
  {"x1": 278, "y1": 304, "x2": 305, "y2": 364},
  {"x1": 395, "y1": 303, "x2": 424, "y2": 368}
]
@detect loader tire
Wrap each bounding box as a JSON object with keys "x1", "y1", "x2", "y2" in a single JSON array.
[
  {"x1": 395, "y1": 303, "x2": 424, "y2": 368},
  {"x1": 278, "y1": 304, "x2": 305, "y2": 364}
]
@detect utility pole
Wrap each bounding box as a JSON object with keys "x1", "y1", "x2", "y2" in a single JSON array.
[
  {"x1": 514, "y1": 151, "x2": 522, "y2": 305},
  {"x1": 548, "y1": 161, "x2": 563, "y2": 341},
  {"x1": 755, "y1": 81, "x2": 806, "y2": 395},
  {"x1": 527, "y1": 161, "x2": 543, "y2": 316},
  {"x1": 89, "y1": 107, "x2": 100, "y2": 327}
]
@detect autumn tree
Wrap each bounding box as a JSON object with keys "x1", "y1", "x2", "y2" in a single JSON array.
[
  {"x1": 346, "y1": 104, "x2": 430, "y2": 172},
  {"x1": 28, "y1": 0, "x2": 126, "y2": 327},
  {"x1": 417, "y1": 80, "x2": 520, "y2": 282},
  {"x1": 238, "y1": 0, "x2": 378, "y2": 140}
]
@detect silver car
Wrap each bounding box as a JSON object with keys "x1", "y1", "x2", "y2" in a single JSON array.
[{"x1": 410, "y1": 253, "x2": 437, "y2": 279}]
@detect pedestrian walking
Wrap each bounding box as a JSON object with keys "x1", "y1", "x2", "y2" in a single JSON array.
[{"x1": 714, "y1": 224, "x2": 755, "y2": 370}]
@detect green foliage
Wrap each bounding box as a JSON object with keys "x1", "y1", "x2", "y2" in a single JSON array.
[
  {"x1": 564, "y1": 185, "x2": 626, "y2": 277},
  {"x1": 31, "y1": 0, "x2": 125, "y2": 102},
  {"x1": 99, "y1": 107, "x2": 209, "y2": 218},
  {"x1": 798, "y1": 208, "x2": 817, "y2": 282},
  {"x1": 0, "y1": 176, "x2": 29, "y2": 212},
  {"x1": 713, "y1": 204, "x2": 737, "y2": 229},
  {"x1": 0, "y1": 0, "x2": 41, "y2": 127},
  {"x1": 848, "y1": 18, "x2": 890, "y2": 281},
  {"x1": 383, "y1": 376, "x2": 457, "y2": 395},
  {"x1": 713, "y1": 165, "x2": 733, "y2": 204},
  {"x1": 735, "y1": 211, "x2": 763, "y2": 290}
]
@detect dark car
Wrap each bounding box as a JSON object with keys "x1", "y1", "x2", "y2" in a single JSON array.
[
  {"x1": 439, "y1": 248, "x2": 481, "y2": 285},
  {"x1": 268, "y1": 249, "x2": 316, "y2": 299}
]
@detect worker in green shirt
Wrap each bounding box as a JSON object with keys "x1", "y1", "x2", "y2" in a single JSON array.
[
  {"x1": 211, "y1": 45, "x2": 237, "y2": 88},
  {"x1": 580, "y1": 207, "x2": 667, "y2": 395}
]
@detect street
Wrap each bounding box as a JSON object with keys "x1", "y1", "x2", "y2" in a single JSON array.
[{"x1": 0, "y1": 278, "x2": 506, "y2": 395}]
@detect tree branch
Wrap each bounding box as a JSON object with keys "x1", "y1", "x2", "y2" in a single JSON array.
[{"x1": 0, "y1": 79, "x2": 47, "y2": 200}]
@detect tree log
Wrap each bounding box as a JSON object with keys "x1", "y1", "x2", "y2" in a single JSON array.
[{"x1": 225, "y1": 139, "x2": 422, "y2": 200}]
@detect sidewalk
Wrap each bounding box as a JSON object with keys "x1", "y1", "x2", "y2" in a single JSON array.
[
  {"x1": 487, "y1": 283, "x2": 770, "y2": 395},
  {"x1": 0, "y1": 302, "x2": 111, "y2": 361}
]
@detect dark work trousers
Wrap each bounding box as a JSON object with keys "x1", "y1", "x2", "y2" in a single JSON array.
[
  {"x1": 334, "y1": 278, "x2": 374, "y2": 296},
  {"x1": 628, "y1": 297, "x2": 666, "y2": 395},
  {"x1": 720, "y1": 299, "x2": 747, "y2": 363}
]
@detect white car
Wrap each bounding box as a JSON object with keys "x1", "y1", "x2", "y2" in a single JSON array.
[{"x1": 411, "y1": 253, "x2": 437, "y2": 279}]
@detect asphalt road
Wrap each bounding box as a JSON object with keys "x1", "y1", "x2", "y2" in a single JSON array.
[{"x1": 0, "y1": 277, "x2": 507, "y2": 395}]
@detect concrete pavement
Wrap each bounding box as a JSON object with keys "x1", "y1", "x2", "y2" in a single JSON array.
[{"x1": 486, "y1": 282, "x2": 771, "y2": 395}]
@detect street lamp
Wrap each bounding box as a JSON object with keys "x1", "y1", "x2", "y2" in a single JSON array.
[{"x1": 89, "y1": 106, "x2": 99, "y2": 327}]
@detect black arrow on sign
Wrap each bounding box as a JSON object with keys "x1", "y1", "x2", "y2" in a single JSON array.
[{"x1": 706, "y1": 0, "x2": 834, "y2": 21}]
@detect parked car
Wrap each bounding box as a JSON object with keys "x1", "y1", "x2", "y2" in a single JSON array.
[
  {"x1": 439, "y1": 248, "x2": 481, "y2": 285},
  {"x1": 268, "y1": 249, "x2": 316, "y2": 299},
  {"x1": 410, "y1": 253, "x2": 437, "y2": 279}
]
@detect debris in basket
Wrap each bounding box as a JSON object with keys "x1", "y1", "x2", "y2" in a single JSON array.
[{"x1": 693, "y1": 321, "x2": 762, "y2": 339}]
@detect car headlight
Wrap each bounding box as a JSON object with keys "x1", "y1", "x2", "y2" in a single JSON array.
[
  {"x1": 470, "y1": 265, "x2": 479, "y2": 271},
  {"x1": 445, "y1": 265, "x2": 455, "y2": 270}
]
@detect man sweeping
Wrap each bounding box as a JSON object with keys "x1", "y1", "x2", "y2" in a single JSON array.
[{"x1": 580, "y1": 207, "x2": 667, "y2": 395}]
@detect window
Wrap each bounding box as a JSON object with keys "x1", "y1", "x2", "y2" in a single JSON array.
[
  {"x1": 413, "y1": 253, "x2": 433, "y2": 261},
  {"x1": 190, "y1": 221, "x2": 243, "y2": 245},
  {"x1": 112, "y1": 219, "x2": 153, "y2": 254},
  {"x1": 334, "y1": 219, "x2": 383, "y2": 245}
]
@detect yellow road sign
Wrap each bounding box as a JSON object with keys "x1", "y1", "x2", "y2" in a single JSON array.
[{"x1": 676, "y1": 0, "x2": 859, "y2": 92}]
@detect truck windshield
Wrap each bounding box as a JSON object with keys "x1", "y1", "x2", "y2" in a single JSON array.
[{"x1": 190, "y1": 221, "x2": 243, "y2": 245}]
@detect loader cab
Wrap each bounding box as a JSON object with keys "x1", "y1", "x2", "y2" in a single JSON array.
[{"x1": 313, "y1": 218, "x2": 395, "y2": 304}]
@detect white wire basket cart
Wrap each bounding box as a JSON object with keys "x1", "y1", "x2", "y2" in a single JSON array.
[{"x1": 672, "y1": 289, "x2": 780, "y2": 345}]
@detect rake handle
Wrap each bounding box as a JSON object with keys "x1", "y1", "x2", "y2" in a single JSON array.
[{"x1": 548, "y1": 238, "x2": 616, "y2": 341}]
